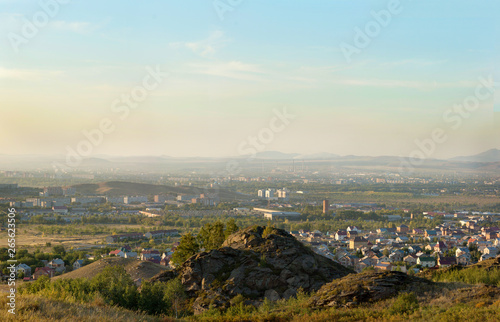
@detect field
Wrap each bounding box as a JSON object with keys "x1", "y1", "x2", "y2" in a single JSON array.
[{"x1": 0, "y1": 224, "x2": 179, "y2": 253}]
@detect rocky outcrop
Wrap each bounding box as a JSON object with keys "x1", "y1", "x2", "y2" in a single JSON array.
[
  {"x1": 308, "y1": 271, "x2": 433, "y2": 308},
  {"x1": 152, "y1": 226, "x2": 353, "y2": 314}
]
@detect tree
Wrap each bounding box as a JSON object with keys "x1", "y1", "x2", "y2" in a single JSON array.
[
  {"x1": 197, "y1": 221, "x2": 225, "y2": 251},
  {"x1": 91, "y1": 265, "x2": 138, "y2": 309},
  {"x1": 171, "y1": 233, "x2": 199, "y2": 267},
  {"x1": 164, "y1": 278, "x2": 186, "y2": 318},
  {"x1": 138, "y1": 281, "x2": 167, "y2": 315},
  {"x1": 224, "y1": 218, "x2": 239, "y2": 238},
  {"x1": 52, "y1": 245, "x2": 66, "y2": 256}
]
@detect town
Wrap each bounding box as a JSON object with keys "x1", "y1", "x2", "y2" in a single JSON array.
[{"x1": 1, "y1": 169, "x2": 499, "y2": 284}]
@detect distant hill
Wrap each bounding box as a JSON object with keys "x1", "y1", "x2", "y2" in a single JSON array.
[
  {"x1": 293, "y1": 152, "x2": 340, "y2": 160},
  {"x1": 53, "y1": 257, "x2": 168, "y2": 282},
  {"x1": 451, "y1": 148, "x2": 500, "y2": 162},
  {"x1": 71, "y1": 181, "x2": 251, "y2": 201},
  {"x1": 252, "y1": 151, "x2": 301, "y2": 159}
]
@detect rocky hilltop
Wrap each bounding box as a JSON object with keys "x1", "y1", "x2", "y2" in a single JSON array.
[
  {"x1": 151, "y1": 225, "x2": 353, "y2": 314},
  {"x1": 309, "y1": 271, "x2": 433, "y2": 308}
]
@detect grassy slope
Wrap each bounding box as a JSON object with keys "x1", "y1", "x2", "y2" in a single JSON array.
[
  {"x1": 52, "y1": 257, "x2": 168, "y2": 281},
  {"x1": 0, "y1": 294, "x2": 162, "y2": 322}
]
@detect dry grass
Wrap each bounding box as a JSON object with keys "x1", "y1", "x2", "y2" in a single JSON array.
[
  {"x1": 52, "y1": 257, "x2": 168, "y2": 281},
  {"x1": 0, "y1": 224, "x2": 161, "y2": 253},
  {"x1": 0, "y1": 294, "x2": 162, "y2": 321}
]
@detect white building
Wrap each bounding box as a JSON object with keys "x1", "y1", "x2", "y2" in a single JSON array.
[{"x1": 124, "y1": 196, "x2": 148, "y2": 204}]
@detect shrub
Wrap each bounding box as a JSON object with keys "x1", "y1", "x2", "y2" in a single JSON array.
[{"x1": 388, "y1": 292, "x2": 419, "y2": 315}]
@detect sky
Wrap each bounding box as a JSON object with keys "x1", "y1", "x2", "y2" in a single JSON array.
[{"x1": 1, "y1": 0, "x2": 499, "y2": 160}]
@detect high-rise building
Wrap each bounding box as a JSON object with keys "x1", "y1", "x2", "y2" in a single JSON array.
[{"x1": 323, "y1": 199, "x2": 329, "y2": 214}]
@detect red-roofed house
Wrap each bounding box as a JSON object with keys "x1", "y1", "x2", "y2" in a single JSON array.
[
  {"x1": 33, "y1": 267, "x2": 54, "y2": 279},
  {"x1": 109, "y1": 250, "x2": 125, "y2": 257}
]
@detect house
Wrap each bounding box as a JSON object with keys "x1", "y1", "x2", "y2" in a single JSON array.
[
  {"x1": 140, "y1": 249, "x2": 161, "y2": 261},
  {"x1": 121, "y1": 245, "x2": 132, "y2": 252},
  {"x1": 339, "y1": 255, "x2": 358, "y2": 267},
  {"x1": 412, "y1": 229, "x2": 424, "y2": 235},
  {"x1": 47, "y1": 258, "x2": 65, "y2": 273},
  {"x1": 397, "y1": 225, "x2": 409, "y2": 233},
  {"x1": 347, "y1": 226, "x2": 359, "y2": 233},
  {"x1": 347, "y1": 231, "x2": 358, "y2": 238},
  {"x1": 485, "y1": 232, "x2": 498, "y2": 240},
  {"x1": 361, "y1": 248, "x2": 375, "y2": 257},
  {"x1": 355, "y1": 259, "x2": 372, "y2": 273},
  {"x1": 396, "y1": 236, "x2": 409, "y2": 243},
  {"x1": 425, "y1": 230, "x2": 437, "y2": 239},
  {"x1": 52, "y1": 206, "x2": 68, "y2": 214},
  {"x1": 349, "y1": 237, "x2": 368, "y2": 250},
  {"x1": 146, "y1": 257, "x2": 161, "y2": 264},
  {"x1": 438, "y1": 257, "x2": 456, "y2": 268},
  {"x1": 389, "y1": 251, "x2": 404, "y2": 262},
  {"x1": 377, "y1": 228, "x2": 388, "y2": 234},
  {"x1": 16, "y1": 264, "x2": 31, "y2": 277},
  {"x1": 376, "y1": 255, "x2": 391, "y2": 263},
  {"x1": 483, "y1": 247, "x2": 498, "y2": 256},
  {"x1": 33, "y1": 267, "x2": 54, "y2": 279},
  {"x1": 109, "y1": 250, "x2": 125, "y2": 258},
  {"x1": 335, "y1": 230, "x2": 348, "y2": 241},
  {"x1": 408, "y1": 246, "x2": 422, "y2": 254},
  {"x1": 467, "y1": 238, "x2": 478, "y2": 247},
  {"x1": 403, "y1": 254, "x2": 417, "y2": 266},
  {"x1": 124, "y1": 252, "x2": 138, "y2": 259},
  {"x1": 335, "y1": 249, "x2": 349, "y2": 260},
  {"x1": 456, "y1": 254, "x2": 470, "y2": 265},
  {"x1": 375, "y1": 262, "x2": 392, "y2": 271},
  {"x1": 72, "y1": 259, "x2": 85, "y2": 270},
  {"x1": 480, "y1": 253, "x2": 495, "y2": 261},
  {"x1": 160, "y1": 256, "x2": 172, "y2": 266},
  {"x1": 417, "y1": 256, "x2": 436, "y2": 268},
  {"x1": 456, "y1": 247, "x2": 470, "y2": 257},
  {"x1": 434, "y1": 241, "x2": 447, "y2": 253}
]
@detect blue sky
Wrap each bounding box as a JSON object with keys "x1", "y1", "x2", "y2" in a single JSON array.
[{"x1": 0, "y1": 0, "x2": 498, "y2": 159}]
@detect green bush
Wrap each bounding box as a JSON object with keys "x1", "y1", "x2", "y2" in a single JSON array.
[{"x1": 388, "y1": 292, "x2": 419, "y2": 315}]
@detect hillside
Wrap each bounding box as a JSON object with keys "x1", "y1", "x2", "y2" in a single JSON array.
[
  {"x1": 309, "y1": 271, "x2": 433, "y2": 308},
  {"x1": 71, "y1": 181, "x2": 250, "y2": 201},
  {"x1": 451, "y1": 148, "x2": 500, "y2": 162},
  {"x1": 13, "y1": 234, "x2": 500, "y2": 321},
  {"x1": 151, "y1": 226, "x2": 353, "y2": 314},
  {"x1": 52, "y1": 257, "x2": 168, "y2": 282},
  {"x1": 0, "y1": 294, "x2": 159, "y2": 322}
]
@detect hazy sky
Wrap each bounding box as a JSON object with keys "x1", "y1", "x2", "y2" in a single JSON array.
[{"x1": 1, "y1": 0, "x2": 499, "y2": 159}]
